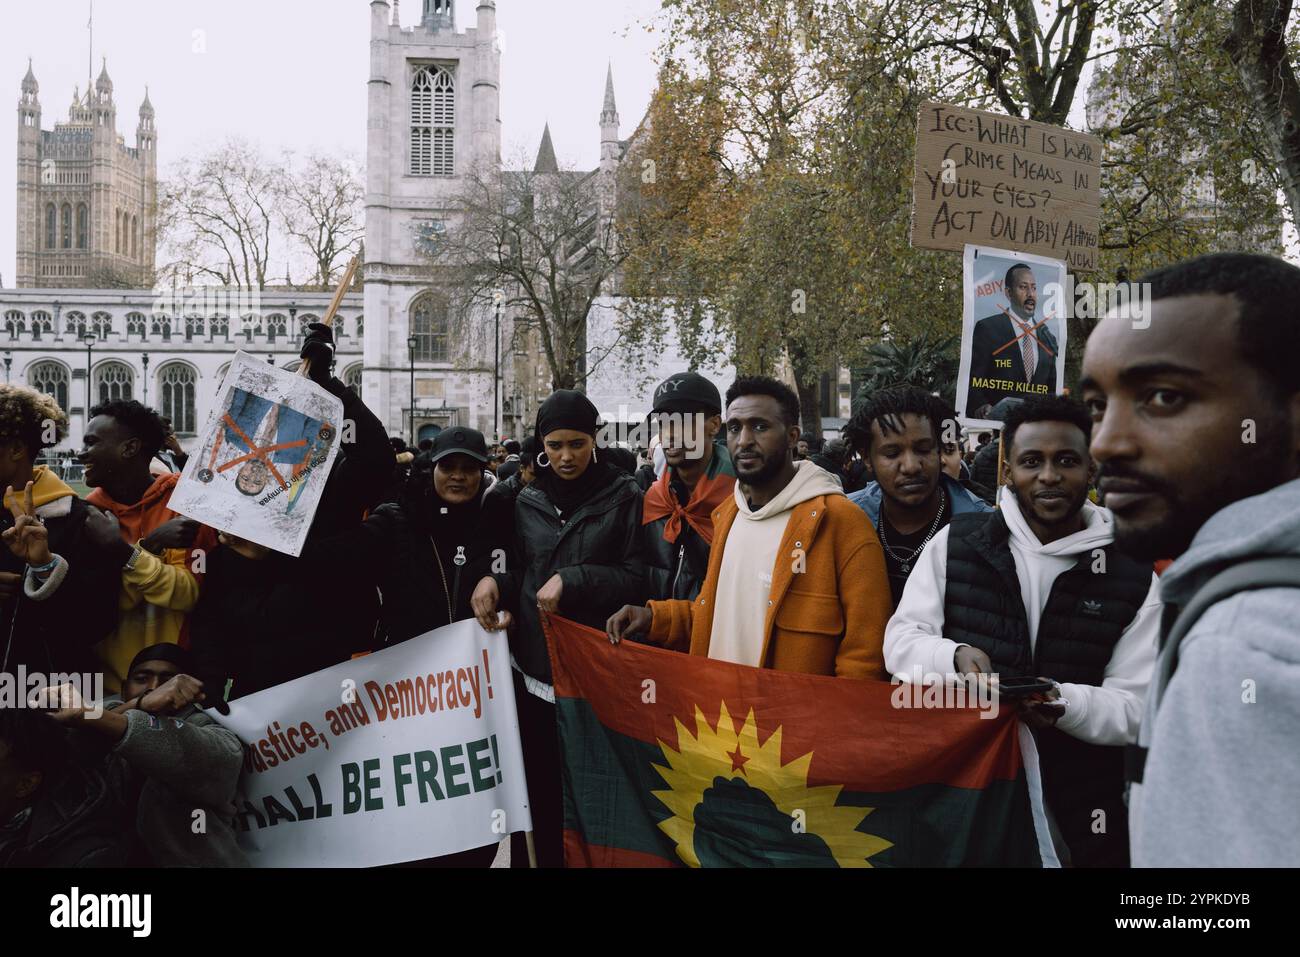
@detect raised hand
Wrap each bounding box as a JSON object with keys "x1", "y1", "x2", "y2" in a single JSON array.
[
  {"x1": 2, "y1": 482, "x2": 52, "y2": 567},
  {"x1": 139, "y1": 674, "x2": 210, "y2": 715}
]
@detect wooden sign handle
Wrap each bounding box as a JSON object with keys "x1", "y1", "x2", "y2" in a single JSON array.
[{"x1": 298, "y1": 253, "x2": 361, "y2": 380}]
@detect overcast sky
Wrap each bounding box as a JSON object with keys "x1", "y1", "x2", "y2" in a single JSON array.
[{"x1": 2, "y1": 0, "x2": 666, "y2": 282}]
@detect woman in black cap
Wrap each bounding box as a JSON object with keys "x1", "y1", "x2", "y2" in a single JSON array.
[
  {"x1": 470, "y1": 389, "x2": 645, "y2": 868},
  {"x1": 297, "y1": 426, "x2": 515, "y2": 647}
]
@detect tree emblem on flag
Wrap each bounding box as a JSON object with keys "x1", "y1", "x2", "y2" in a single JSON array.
[{"x1": 652, "y1": 701, "x2": 892, "y2": 867}]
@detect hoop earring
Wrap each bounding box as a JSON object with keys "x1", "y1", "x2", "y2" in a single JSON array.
[{"x1": 536, "y1": 452, "x2": 550, "y2": 469}]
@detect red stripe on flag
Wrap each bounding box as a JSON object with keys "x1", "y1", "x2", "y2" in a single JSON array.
[
  {"x1": 545, "y1": 614, "x2": 1023, "y2": 792},
  {"x1": 563, "y1": 830, "x2": 677, "y2": 868}
]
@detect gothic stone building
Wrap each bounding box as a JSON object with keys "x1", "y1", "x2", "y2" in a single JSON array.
[{"x1": 16, "y1": 59, "x2": 156, "y2": 289}]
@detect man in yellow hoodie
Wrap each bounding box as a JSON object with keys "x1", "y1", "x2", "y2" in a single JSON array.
[
  {"x1": 78, "y1": 400, "x2": 217, "y2": 693},
  {"x1": 0, "y1": 385, "x2": 120, "y2": 678}
]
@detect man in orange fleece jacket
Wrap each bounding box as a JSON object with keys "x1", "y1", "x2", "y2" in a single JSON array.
[
  {"x1": 608, "y1": 376, "x2": 891, "y2": 679},
  {"x1": 79, "y1": 400, "x2": 217, "y2": 693}
]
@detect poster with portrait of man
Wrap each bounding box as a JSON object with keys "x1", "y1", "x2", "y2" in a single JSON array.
[
  {"x1": 168, "y1": 351, "x2": 343, "y2": 557},
  {"x1": 956, "y1": 244, "x2": 1069, "y2": 429}
]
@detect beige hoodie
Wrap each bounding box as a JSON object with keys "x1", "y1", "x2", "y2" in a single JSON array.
[{"x1": 708, "y1": 461, "x2": 846, "y2": 666}]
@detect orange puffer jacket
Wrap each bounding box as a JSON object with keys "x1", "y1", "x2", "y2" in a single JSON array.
[{"x1": 646, "y1": 492, "x2": 891, "y2": 679}]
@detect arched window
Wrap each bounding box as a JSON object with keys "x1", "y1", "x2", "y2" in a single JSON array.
[
  {"x1": 265, "y1": 313, "x2": 287, "y2": 343},
  {"x1": 65, "y1": 311, "x2": 86, "y2": 338},
  {"x1": 343, "y1": 364, "x2": 363, "y2": 394},
  {"x1": 214, "y1": 363, "x2": 231, "y2": 395},
  {"x1": 30, "y1": 311, "x2": 52, "y2": 341},
  {"x1": 158, "y1": 363, "x2": 197, "y2": 434},
  {"x1": 356, "y1": 314, "x2": 364, "y2": 337},
  {"x1": 94, "y1": 361, "x2": 134, "y2": 404},
  {"x1": 91, "y1": 311, "x2": 112, "y2": 339},
  {"x1": 61, "y1": 204, "x2": 72, "y2": 249},
  {"x1": 298, "y1": 314, "x2": 319, "y2": 340},
  {"x1": 126, "y1": 312, "x2": 147, "y2": 338},
  {"x1": 185, "y1": 316, "x2": 205, "y2": 341},
  {"x1": 76, "y1": 204, "x2": 88, "y2": 250},
  {"x1": 211, "y1": 315, "x2": 230, "y2": 340},
  {"x1": 151, "y1": 314, "x2": 172, "y2": 341},
  {"x1": 410, "y1": 292, "x2": 449, "y2": 361},
  {"x1": 132, "y1": 215, "x2": 139, "y2": 258},
  {"x1": 4, "y1": 311, "x2": 24, "y2": 339},
  {"x1": 115, "y1": 211, "x2": 122, "y2": 254},
  {"x1": 28, "y1": 361, "x2": 69, "y2": 412},
  {"x1": 46, "y1": 204, "x2": 57, "y2": 249},
  {"x1": 410, "y1": 65, "x2": 455, "y2": 176},
  {"x1": 241, "y1": 313, "x2": 262, "y2": 339}
]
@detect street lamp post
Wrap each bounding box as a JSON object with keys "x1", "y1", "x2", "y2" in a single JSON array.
[
  {"x1": 493, "y1": 290, "x2": 503, "y2": 441},
  {"x1": 82, "y1": 333, "x2": 97, "y2": 426},
  {"x1": 3, "y1": 351, "x2": 10, "y2": 384},
  {"x1": 408, "y1": 335, "x2": 418, "y2": 446},
  {"x1": 141, "y1": 352, "x2": 149, "y2": 405}
]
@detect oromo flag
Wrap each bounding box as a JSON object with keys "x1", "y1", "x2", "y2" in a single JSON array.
[{"x1": 546, "y1": 615, "x2": 1043, "y2": 867}]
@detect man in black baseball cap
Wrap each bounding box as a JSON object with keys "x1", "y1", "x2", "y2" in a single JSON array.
[{"x1": 642, "y1": 372, "x2": 736, "y2": 601}]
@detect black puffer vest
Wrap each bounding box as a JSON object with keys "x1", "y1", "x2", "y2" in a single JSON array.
[{"x1": 944, "y1": 509, "x2": 1151, "y2": 867}]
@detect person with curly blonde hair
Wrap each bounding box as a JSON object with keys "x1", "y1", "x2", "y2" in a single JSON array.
[{"x1": 0, "y1": 384, "x2": 119, "y2": 677}]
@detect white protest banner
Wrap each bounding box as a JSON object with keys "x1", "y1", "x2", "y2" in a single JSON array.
[
  {"x1": 956, "y1": 244, "x2": 1068, "y2": 430},
  {"x1": 168, "y1": 351, "x2": 342, "y2": 556},
  {"x1": 213, "y1": 620, "x2": 531, "y2": 867}
]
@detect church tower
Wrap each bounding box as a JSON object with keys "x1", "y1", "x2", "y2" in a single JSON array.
[
  {"x1": 15, "y1": 59, "x2": 157, "y2": 288},
  {"x1": 364, "y1": 0, "x2": 502, "y2": 440}
]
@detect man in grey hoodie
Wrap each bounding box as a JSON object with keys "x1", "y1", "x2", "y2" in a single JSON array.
[
  {"x1": 39, "y1": 643, "x2": 247, "y2": 866},
  {"x1": 1081, "y1": 251, "x2": 1300, "y2": 867}
]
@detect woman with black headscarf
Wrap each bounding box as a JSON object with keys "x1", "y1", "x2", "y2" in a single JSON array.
[{"x1": 470, "y1": 389, "x2": 645, "y2": 868}]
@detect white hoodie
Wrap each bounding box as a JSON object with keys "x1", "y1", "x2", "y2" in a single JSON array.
[
  {"x1": 708, "y1": 461, "x2": 846, "y2": 667},
  {"x1": 884, "y1": 485, "x2": 1161, "y2": 745}
]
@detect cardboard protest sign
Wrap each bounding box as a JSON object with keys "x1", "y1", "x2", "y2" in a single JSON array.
[
  {"x1": 214, "y1": 621, "x2": 531, "y2": 867},
  {"x1": 168, "y1": 351, "x2": 341, "y2": 557},
  {"x1": 912, "y1": 101, "x2": 1101, "y2": 271},
  {"x1": 956, "y1": 245, "x2": 1068, "y2": 430}
]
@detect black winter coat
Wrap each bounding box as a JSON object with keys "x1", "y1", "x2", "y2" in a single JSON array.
[
  {"x1": 0, "y1": 757, "x2": 134, "y2": 868},
  {"x1": 189, "y1": 547, "x2": 378, "y2": 699},
  {"x1": 0, "y1": 495, "x2": 120, "y2": 677},
  {"x1": 306, "y1": 481, "x2": 516, "y2": 646},
  {"x1": 495, "y1": 472, "x2": 644, "y2": 684},
  {"x1": 642, "y1": 499, "x2": 711, "y2": 602},
  {"x1": 189, "y1": 377, "x2": 392, "y2": 699}
]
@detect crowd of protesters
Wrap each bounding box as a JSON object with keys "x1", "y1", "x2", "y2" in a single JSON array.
[{"x1": 1, "y1": 252, "x2": 1298, "y2": 869}]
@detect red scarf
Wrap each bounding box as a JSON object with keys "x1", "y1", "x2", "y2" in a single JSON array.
[{"x1": 642, "y1": 466, "x2": 735, "y2": 546}]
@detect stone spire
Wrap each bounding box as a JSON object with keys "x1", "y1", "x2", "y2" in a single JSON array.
[
  {"x1": 534, "y1": 122, "x2": 558, "y2": 174},
  {"x1": 139, "y1": 86, "x2": 154, "y2": 117},
  {"x1": 96, "y1": 57, "x2": 113, "y2": 96},
  {"x1": 21, "y1": 59, "x2": 38, "y2": 95},
  {"x1": 601, "y1": 63, "x2": 618, "y2": 124},
  {"x1": 391, "y1": 0, "x2": 400, "y2": 26}
]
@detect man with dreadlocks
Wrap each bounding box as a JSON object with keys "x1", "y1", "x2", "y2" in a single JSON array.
[{"x1": 845, "y1": 386, "x2": 991, "y2": 608}]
